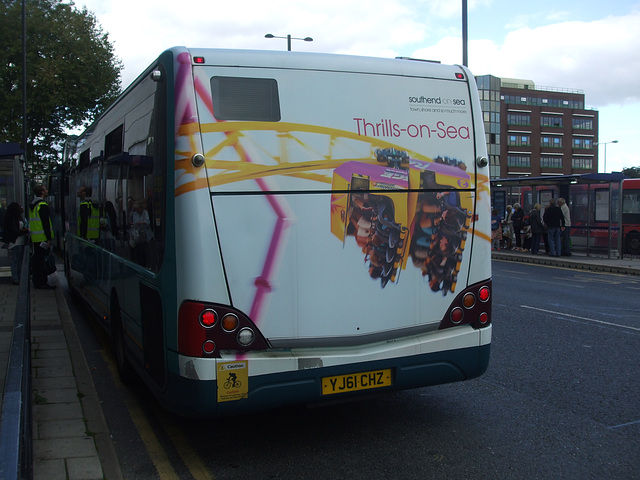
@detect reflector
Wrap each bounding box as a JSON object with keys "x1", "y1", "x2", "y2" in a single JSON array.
[
  {"x1": 450, "y1": 307, "x2": 464, "y2": 324},
  {"x1": 203, "y1": 340, "x2": 216, "y2": 354}
]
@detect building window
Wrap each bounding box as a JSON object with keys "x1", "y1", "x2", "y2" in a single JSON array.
[
  {"x1": 507, "y1": 155, "x2": 531, "y2": 167},
  {"x1": 508, "y1": 135, "x2": 530, "y2": 146},
  {"x1": 541, "y1": 116, "x2": 563, "y2": 128},
  {"x1": 541, "y1": 156, "x2": 563, "y2": 168},
  {"x1": 490, "y1": 155, "x2": 501, "y2": 179},
  {"x1": 502, "y1": 95, "x2": 584, "y2": 109},
  {"x1": 572, "y1": 157, "x2": 593, "y2": 169},
  {"x1": 507, "y1": 113, "x2": 531, "y2": 125},
  {"x1": 573, "y1": 138, "x2": 593, "y2": 149},
  {"x1": 573, "y1": 118, "x2": 593, "y2": 130},
  {"x1": 541, "y1": 136, "x2": 563, "y2": 148}
]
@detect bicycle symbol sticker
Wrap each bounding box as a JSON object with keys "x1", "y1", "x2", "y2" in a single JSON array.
[{"x1": 217, "y1": 361, "x2": 249, "y2": 403}]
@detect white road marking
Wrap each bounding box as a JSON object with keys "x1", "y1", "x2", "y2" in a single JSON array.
[{"x1": 520, "y1": 305, "x2": 640, "y2": 332}]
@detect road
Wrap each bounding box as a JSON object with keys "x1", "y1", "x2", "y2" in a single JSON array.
[{"x1": 67, "y1": 260, "x2": 640, "y2": 480}]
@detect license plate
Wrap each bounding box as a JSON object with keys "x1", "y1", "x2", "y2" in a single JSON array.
[{"x1": 322, "y1": 369, "x2": 392, "y2": 395}]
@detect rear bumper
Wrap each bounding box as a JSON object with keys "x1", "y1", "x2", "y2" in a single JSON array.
[{"x1": 161, "y1": 325, "x2": 491, "y2": 417}]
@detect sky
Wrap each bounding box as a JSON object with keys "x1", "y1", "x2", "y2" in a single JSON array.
[{"x1": 73, "y1": 0, "x2": 640, "y2": 172}]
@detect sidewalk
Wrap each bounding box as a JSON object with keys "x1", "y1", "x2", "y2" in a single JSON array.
[
  {"x1": 1, "y1": 246, "x2": 639, "y2": 480},
  {"x1": 491, "y1": 247, "x2": 640, "y2": 276},
  {"x1": 0, "y1": 248, "x2": 122, "y2": 480}
]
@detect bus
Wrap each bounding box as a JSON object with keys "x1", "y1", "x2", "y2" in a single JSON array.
[
  {"x1": 43, "y1": 164, "x2": 67, "y2": 253},
  {"x1": 491, "y1": 174, "x2": 640, "y2": 255},
  {"x1": 61, "y1": 47, "x2": 492, "y2": 417}
]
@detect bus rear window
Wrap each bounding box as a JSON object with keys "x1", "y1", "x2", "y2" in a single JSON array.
[{"x1": 211, "y1": 76, "x2": 281, "y2": 122}]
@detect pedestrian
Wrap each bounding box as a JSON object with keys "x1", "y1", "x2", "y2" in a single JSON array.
[
  {"x1": 542, "y1": 198, "x2": 565, "y2": 257},
  {"x1": 558, "y1": 198, "x2": 571, "y2": 256},
  {"x1": 2, "y1": 202, "x2": 29, "y2": 284},
  {"x1": 528, "y1": 203, "x2": 545, "y2": 255},
  {"x1": 0, "y1": 198, "x2": 6, "y2": 236},
  {"x1": 491, "y1": 208, "x2": 502, "y2": 251},
  {"x1": 511, "y1": 203, "x2": 525, "y2": 250},
  {"x1": 522, "y1": 224, "x2": 532, "y2": 250},
  {"x1": 29, "y1": 184, "x2": 56, "y2": 289},
  {"x1": 77, "y1": 185, "x2": 100, "y2": 241},
  {"x1": 130, "y1": 200, "x2": 153, "y2": 267},
  {"x1": 502, "y1": 205, "x2": 513, "y2": 249}
]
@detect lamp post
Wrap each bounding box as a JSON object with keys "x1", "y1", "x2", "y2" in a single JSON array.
[
  {"x1": 462, "y1": 0, "x2": 468, "y2": 67},
  {"x1": 265, "y1": 33, "x2": 313, "y2": 51},
  {"x1": 595, "y1": 140, "x2": 619, "y2": 173}
]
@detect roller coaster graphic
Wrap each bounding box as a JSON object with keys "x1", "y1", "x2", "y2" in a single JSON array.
[
  {"x1": 331, "y1": 148, "x2": 473, "y2": 294},
  {"x1": 172, "y1": 54, "x2": 482, "y2": 323}
]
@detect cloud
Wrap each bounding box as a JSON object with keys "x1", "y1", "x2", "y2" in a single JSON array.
[
  {"x1": 412, "y1": 11, "x2": 640, "y2": 108},
  {"x1": 83, "y1": 0, "x2": 504, "y2": 88},
  {"x1": 79, "y1": 0, "x2": 639, "y2": 112},
  {"x1": 87, "y1": 0, "x2": 441, "y2": 87}
]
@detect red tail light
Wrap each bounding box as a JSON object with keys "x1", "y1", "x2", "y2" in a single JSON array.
[
  {"x1": 200, "y1": 309, "x2": 217, "y2": 328},
  {"x1": 178, "y1": 301, "x2": 269, "y2": 358},
  {"x1": 478, "y1": 286, "x2": 490, "y2": 302}
]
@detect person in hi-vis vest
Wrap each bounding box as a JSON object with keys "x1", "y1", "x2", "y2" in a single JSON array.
[
  {"x1": 77, "y1": 185, "x2": 100, "y2": 241},
  {"x1": 29, "y1": 184, "x2": 55, "y2": 289}
]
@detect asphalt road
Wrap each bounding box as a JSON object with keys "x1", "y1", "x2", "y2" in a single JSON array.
[{"x1": 68, "y1": 260, "x2": 640, "y2": 480}]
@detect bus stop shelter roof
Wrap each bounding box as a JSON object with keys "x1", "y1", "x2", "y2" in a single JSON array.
[
  {"x1": 0, "y1": 143, "x2": 24, "y2": 158},
  {"x1": 492, "y1": 172, "x2": 626, "y2": 186}
]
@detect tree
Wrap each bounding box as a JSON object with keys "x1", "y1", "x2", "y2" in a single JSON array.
[
  {"x1": 0, "y1": 0, "x2": 122, "y2": 176},
  {"x1": 622, "y1": 167, "x2": 640, "y2": 178}
]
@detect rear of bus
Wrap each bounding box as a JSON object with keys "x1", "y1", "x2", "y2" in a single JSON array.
[{"x1": 167, "y1": 48, "x2": 492, "y2": 416}]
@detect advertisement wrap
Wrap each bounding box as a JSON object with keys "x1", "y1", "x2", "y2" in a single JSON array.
[{"x1": 173, "y1": 56, "x2": 484, "y2": 343}]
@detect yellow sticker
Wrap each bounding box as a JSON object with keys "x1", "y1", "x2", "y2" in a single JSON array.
[{"x1": 217, "y1": 361, "x2": 249, "y2": 402}]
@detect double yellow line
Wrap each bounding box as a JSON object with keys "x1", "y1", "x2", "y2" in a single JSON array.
[{"x1": 104, "y1": 355, "x2": 214, "y2": 480}]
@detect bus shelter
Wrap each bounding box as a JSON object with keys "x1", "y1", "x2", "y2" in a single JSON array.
[
  {"x1": 0, "y1": 143, "x2": 26, "y2": 207},
  {"x1": 491, "y1": 172, "x2": 626, "y2": 259}
]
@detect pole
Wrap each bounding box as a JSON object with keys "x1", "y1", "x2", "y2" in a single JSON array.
[
  {"x1": 462, "y1": 0, "x2": 468, "y2": 66},
  {"x1": 618, "y1": 178, "x2": 624, "y2": 259},
  {"x1": 287, "y1": 35, "x2": 291, "y2": 52},
  {"x1": 22, "y1": 0, "x2": 27, "y2": 173},
  {"x1": 608, "y1": 182, "x2": 612, "y2": 259}
]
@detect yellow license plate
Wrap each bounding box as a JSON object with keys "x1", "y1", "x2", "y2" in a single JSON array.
[{"x1": 322, "y1": 369, "x2": 392, "y2": 395}]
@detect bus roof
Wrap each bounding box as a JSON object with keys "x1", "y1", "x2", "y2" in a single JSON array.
[{"x1": 179, "y1": 47, "x2": 471, "y2": 81}]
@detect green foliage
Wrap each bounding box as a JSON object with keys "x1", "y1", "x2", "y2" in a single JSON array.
[
  {"x1": 0, "y1": 0, "x2": 122, "y2": 176},
  {"x1": 622, "y1": 166, "x2": 640, "y2": 178}
]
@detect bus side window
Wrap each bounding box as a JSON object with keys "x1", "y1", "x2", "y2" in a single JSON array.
[
  {"x1": 121, "y1": 65, "x2": 167, "y2": 272},
  {"x1": 147, "y1": 63, "x2": 167, "y2": 272}
]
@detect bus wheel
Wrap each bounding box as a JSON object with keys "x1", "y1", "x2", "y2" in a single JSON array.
[
  {"x1": 625, "y1": 232, "x2": 640, "y2": 255},
  {"x1": 111, "y1": 298, "x2": 135, "y2": 385}
]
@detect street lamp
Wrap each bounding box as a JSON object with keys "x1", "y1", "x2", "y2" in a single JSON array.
[
  {"x1": 265, "y1": 33, "x2": 313, "y2": 51},
  {"x1": 595, "y1": 140, "x2": 619, "y2": 173}
]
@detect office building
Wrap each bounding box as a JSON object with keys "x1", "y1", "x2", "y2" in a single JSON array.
[{"x1": 475, "y1": 75, "x2": 599, "y2": 179}]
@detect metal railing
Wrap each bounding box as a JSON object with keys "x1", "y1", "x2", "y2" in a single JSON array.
[{"x1": 0, "y1": 252, "x2": 32, "y2": 480}]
